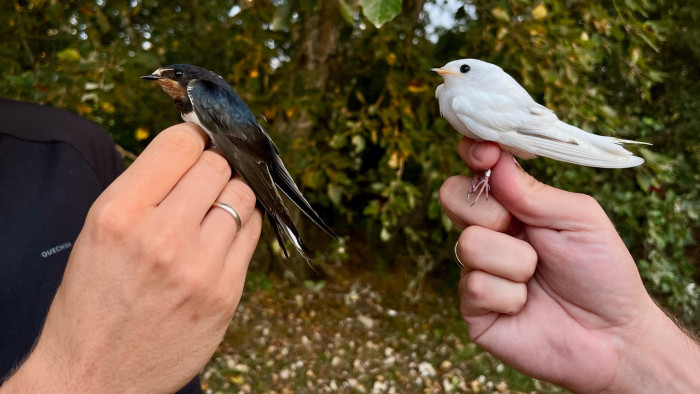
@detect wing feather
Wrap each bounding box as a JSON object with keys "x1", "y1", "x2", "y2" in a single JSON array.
[
  {"x1": 187, "y1": 79, "x2": 311, "y2": 260},
  {"x1": 451, "y1": 92, "x2": 561, "y2": 143},
  {"x1": 186, "y1": 78, "x2": 334, "y2": 260}
]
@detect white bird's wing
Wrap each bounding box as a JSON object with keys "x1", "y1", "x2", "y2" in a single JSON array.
[
  {"x1": 450, "y1": 89, "x2": 562, "y2": 141},
  {"x1": 450, "y1": 89, "x2": 571, "y2": 161}
]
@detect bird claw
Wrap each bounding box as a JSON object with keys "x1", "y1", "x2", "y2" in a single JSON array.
[{"x1": 466, "y1": 169, "x2": 491, "y2": 206}]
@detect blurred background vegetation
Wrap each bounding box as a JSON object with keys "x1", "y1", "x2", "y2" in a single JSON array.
[{"x1": 2, "y1": 0, "x2": 698, "y2": 358}]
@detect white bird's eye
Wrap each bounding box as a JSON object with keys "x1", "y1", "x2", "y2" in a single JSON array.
[
  {"x1": 175, "y1": 70, "x2": 183, "y2": 78},
  {"x1": 460, "y1": 64, "x2": 470, "y2": 73}
]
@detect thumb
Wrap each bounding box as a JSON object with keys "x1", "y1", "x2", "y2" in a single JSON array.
[{"x1": 489, "y1": 152, "x2": 607, "y2": 231}]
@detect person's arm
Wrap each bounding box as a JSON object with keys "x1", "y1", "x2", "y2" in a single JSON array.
[
  {"x1": 1, "y1": 123, "x2": 262, "y2": 393},
  {"x1": 440, "y1": 137, "x2": 700, "y2": 392}
]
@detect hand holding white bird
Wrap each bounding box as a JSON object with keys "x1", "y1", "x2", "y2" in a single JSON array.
[{"x1": 433, "y1": 59, "x2": 647, "y2": 204}]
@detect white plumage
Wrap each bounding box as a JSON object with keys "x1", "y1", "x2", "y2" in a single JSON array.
[{"x1": 433, "y1": 59, "x2": 646, "y2": 169}]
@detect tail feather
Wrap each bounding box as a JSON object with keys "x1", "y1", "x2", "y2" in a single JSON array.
[
  {"x1": 612, "y1": 138, "x2": 652, "y2": 146},
  {"x1": 269, "y1": 155, "x2": 338, "y2": 240},
  {"x1": 268, "y1": 213, "x2": 312, "y2": 262},
  {"x1": 532, "y1": 144, "x2": 644, "y2": 168},
  {"x1": 568, "y1": 123, "x2": 650, "y2": 155},
  {"x1": 280, "y1": 220, "x2": 312, "y2": 257},
  {"x1": 267, "y1": 215, "x2": 290, "y2": 259},
  {"x1": 216, "y1": 135, "x2": 316, "y2": 262},
  {"x1": 503, "y1": 121, "x2": 646, "y2": 168}
]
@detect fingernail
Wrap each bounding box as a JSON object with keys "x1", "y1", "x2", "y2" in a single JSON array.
[
  {"x1": 512, "y1": 155, "x2": 524, "y2": 171},
  {"x1": 470, "y1": 142, "x2": 483, "y2": 161}
]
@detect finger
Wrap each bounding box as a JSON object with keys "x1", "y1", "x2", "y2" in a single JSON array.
[
  {"x1": 200, "y1": 176, "x2": 258, "y2": 248},
  {"x1": 457, "y1": 226, "x2": 537, "y2": 282},
  {"x1": 218, "y1": 207, "x2": 264, "y2": 305},
  {"x1": 440, "y1": 175, "x2": 512, "y2": 232},
  {"x1": 158, "y1": 149, "x2": 232, "y2": 222},
  {"x1": 457, "y1": 138, "x2": 501, "y2": 171},
  {"x1": 105, "y1": 123, "x2": 209, "y2": 209},
  {"x1": 489, "y1": 151, "x2": 610, "y2": 230},
  {"x1": 459, "y1": 270, "x2": 527, "y2": 316}
]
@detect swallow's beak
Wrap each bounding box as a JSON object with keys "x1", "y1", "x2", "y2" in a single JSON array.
[
  {"x1": 140, "y1": 74, "x2": 162, "y2": 80},
  {"x1": 431, "y1": 68, "x2": 460, "y2": 76}
]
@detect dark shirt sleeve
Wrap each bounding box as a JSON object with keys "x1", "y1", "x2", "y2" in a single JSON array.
[
  {"x1": 0, "y1": 98, "x2": 125, "y2": 379},
  {"x1": 0, "y1": 98, "x2": 200, "y2": 393}
]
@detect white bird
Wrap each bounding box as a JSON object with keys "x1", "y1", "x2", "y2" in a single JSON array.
[{"x1": 433, "y1": 59, "x2": 647, "y2": 204}]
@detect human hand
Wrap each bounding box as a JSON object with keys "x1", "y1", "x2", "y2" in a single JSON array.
[
  {"x1": 440, "y1": 137, "x2": 700, "y2": 392},
  {"x1": 2, "y1": 123, "x2": 262, "y2": 393}
]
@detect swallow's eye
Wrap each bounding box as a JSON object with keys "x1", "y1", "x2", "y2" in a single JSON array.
[
  {"x1": 460, "y1": 64, "x2": 470, "y2": 73},
  {"x1": 174, "y1": 70, "x2": 183, "y2": 78}
]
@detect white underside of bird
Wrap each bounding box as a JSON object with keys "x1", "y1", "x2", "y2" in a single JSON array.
[{"x1": 434, "y1": 59, "x2": 647, "y2": 169}]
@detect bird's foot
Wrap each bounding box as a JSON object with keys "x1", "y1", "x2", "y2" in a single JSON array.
[{"x1": 466, "y1": 169, "x2": 491, "y2": 206}]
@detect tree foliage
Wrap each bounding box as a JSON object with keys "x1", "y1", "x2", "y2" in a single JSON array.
[{"x1": 2, "y1": 0, "x2": 698, "y2": 328}]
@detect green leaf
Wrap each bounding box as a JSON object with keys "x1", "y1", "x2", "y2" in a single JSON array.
[
  {"x1": 337, "y1": 0, "x2": 355, "y2": 25},
  {"x1": 351, "y1": 134, "x2": 366, "y2": 153},
  {"x1": 329, "y1": 134, "x2": 347, "y2": 149},
  {"x1": 303, "y1": 280, "x2": 326, "y2": 292},
  {"x1": 327, "y1": 184, "x2": 343, "y2": 205},
  {"x1": 491, "y1": 6, "x2": 510, "y2": 22},
  {"x1": 57, "y1": 48, "x2": 81, "y2": 62},
  {"x1": 363, "y1": 200, "x2": 380, "y2": 215},
  {"x1": 360, "y1": 0, "x2": 401, "y2": 28},
  {"x1": 636, "y1": 172, "x2": 652, "y2": 192},
  {"x1": 380, "y1": 227, "x2": 392, "y2": 241}
]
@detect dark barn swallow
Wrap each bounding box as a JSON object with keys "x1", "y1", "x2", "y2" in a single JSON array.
[{"x1": 142, "y1": 64, "x2": 336, "y2": 261}]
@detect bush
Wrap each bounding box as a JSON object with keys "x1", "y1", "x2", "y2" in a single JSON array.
[{"x1": 2, "y1": 0, "x2": 697, "y2": 328}]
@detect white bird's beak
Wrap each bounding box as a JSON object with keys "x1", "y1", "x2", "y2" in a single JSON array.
[{"x1": 431, "y1": 68, "x2": 460, "y2": 76}]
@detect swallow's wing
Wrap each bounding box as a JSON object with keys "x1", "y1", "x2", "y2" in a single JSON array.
[
  {"x1": 187, "y1": 79, "x2": 335, "y2": 257},
  {"x1": 450, "y1": 86, "x2": 563, "y2": 144},
  {"x1": 186, "y1": 78, "x2": 279, "y2": 204},
  {"x1": 188, "y1": 79, "x2": 337, "y2": 241},
  {"x1": 187, "y1": 79, "x2": 277, "y2": 161},
  {"x1": 268, "y1": 152, "x2": 337, "y2": 239},
  {"x1": 448, "y1": 69, "x2": 584, "y2": 161},
  {"x1": 187, "y1": 79, "x2": 311, "y2": 259}
]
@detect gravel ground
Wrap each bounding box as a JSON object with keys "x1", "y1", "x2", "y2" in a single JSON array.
[{"x1": 201, "y1": 272, "x2": 564, "y2": 393}]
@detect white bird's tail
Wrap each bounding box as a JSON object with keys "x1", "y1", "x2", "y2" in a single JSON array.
[{"x1": 515, "y1": 121, "x2": 647, "y2": 168}]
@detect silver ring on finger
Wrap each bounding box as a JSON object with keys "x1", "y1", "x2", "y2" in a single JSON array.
[
  {"x1": 454, "y1": 241, "x2": 466, "y2": 270},
  {"x1": 211, "y1": 201, "x2": 242, "y2": 232}
]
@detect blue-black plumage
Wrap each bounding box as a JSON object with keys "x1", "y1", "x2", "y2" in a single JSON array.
[{"x1": 142, "y1": 64, "x2": 336, "y2": 261}]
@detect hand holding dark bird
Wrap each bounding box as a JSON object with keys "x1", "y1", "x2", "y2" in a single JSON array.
[{"x1": 142, "y1": 64, "x2": 336, "y2": 262}]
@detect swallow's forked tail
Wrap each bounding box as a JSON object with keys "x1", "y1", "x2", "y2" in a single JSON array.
[{"x1": 267, "y1": 154, "x2": 336, "y2": 263}]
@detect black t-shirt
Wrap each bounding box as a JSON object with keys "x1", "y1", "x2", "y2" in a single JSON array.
[{"x1": 0, "y1": 98, "x2": 200, "y2": 393}]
